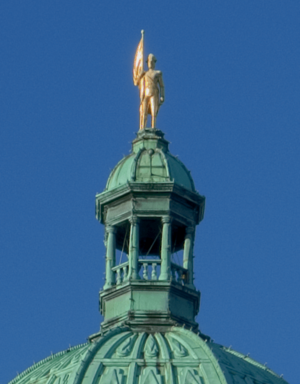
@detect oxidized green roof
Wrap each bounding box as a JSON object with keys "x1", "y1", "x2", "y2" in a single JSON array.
[
  {"x1": 9, "y1": 327, "x2": 288, "y2": 384},
  {"x1": 105, "y1": 129, "x2": 196, "y2": 193}
]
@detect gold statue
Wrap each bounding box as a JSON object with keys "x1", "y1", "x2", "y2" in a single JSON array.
[{"x1": 133, "y1": 31, "x2": 165, "y2": 130}]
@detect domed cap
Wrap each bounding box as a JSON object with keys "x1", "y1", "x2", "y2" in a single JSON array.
[
  {"x1": 9, "y1": 327, "x2": 288, "y2": 384},
  {"x1": 105, "y1": 129, "x2": 196, "y2": 192}
]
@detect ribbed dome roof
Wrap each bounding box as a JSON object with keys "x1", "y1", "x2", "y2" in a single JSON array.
[
  {"x1": 9, "y1": 327, "x2": 287, "y2": 384},
  {"x1": 105, "y1": 129, "x2": 196, "y2": 192}
]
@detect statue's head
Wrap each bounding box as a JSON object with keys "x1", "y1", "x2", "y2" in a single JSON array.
[{"x1": 147, "y1": 54, "x2": 157, "y2": 68}]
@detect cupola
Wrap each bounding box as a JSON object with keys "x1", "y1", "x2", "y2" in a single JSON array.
[{"x1": 95, "y1": 128, "x2": 205, "y2": 333}]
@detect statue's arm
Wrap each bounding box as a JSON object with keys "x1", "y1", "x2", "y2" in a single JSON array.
[
  {"x1": 135, "y1": 71, "x2": 146, "y2": 86},
  {"x1": 158, "y1": 72, "x2": 165, "y2": 103}
]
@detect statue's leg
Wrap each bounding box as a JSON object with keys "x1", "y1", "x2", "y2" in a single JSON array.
[
  {"x1": 150, "y1": 97, "x2": 158, "y2": 128},
  {"x1": 139, "y1": 104, "x2": 144, "y2": 130},
  {"x1": 142, "y1": 98, "x2": 148, "y2": 128}
]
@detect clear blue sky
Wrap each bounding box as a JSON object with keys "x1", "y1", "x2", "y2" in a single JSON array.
[{"x1": 1, "y1": 1, "x2": 299, "y2": 383}]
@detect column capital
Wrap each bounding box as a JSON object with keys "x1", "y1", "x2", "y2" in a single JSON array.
[
  {"x1": 129, "y1": 216, "x2": 140, "y2": 225},
  {"x1": 161, "y1": 215, "x2": 172, "y2": 224},
  {"x1": 106, "y1": 225, "x2": 117, "y2": 234}
]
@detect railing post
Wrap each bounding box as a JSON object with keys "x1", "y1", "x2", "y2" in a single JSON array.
[
  {"x1": 159, "y1": 216, "x2": 172, "y2": 280},
  {"x1": 116, "y1": 267, "x2": 122, "y2": 285},
  {"x1": 143, "y1": 263, "x2": 148, "y2": 280},
  {"x1": 183, "y1": 226, "x2": 195, "y2": 288},
  {"x1": 151, "y1": 263, "x2": 157, "y2": 280},
  {"x1": 122, "y1": 265, "x2": 128, "y2": 281},
  {"x1": 104, "y1": 225, "x2": 117, "y2": 289},
  {"x1": 128, "y1": 216, "x2": 140, "y2": 280}
]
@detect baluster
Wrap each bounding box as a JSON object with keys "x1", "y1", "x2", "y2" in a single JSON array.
[
  {"x1": 171, "y1": 265, "x2": 176, "y2": 281},
  {"x1": 143, "y1": 263, "x2": 148, "y2": 280},
  {"x1": 122, "y1": 265, "x2": 127, "y2": 281},
  {"x1": 116, "y1": 268, "x2": 122, "y2": 285},
  {"x1": 177, "y1": 268, "x2": 183, "y2": 284},
  {"x1": 151, "y1": 263, "x2": 157, "y2": 280}
]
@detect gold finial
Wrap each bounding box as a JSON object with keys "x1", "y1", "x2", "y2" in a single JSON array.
[{"x1": 133, "y1": 32, "x2": 164, "y2": 130}]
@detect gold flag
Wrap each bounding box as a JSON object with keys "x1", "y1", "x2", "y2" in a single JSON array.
[{"x1": 133, "y1": 31, "x2": 144, "y2": 86}]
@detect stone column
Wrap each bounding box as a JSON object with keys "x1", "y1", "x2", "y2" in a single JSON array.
[
  {"x1": 103, "y1": 226, "x2": 117, "y2": 289},
  {"x1": 159, "y1": 216, "x2": 172, "y2": 280},
  {"x1": 183, "y1": 226, "x2": 195, "y2": 288},
  {"x1": 129, "y1": 216, "x2": 140, "y2": 280}
]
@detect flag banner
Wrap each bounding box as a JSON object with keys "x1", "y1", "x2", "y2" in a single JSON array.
[{"x1": 133, "y1": 34, "x2": 144, "y2": 86}]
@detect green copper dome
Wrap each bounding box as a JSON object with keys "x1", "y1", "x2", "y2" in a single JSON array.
[
  {"x1": 105, "y1": 129, "x2": 195, "y2": 192},
  {"x1": 9, "y1": 327, "x2": 287, "y2": 384}
]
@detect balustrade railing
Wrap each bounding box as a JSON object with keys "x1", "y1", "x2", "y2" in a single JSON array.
[
  {"x1": 111, "y1": 259, "x2": 188, "y2": 286},
  {"x1": 139, "y1": 259, "x2": 160, "y2": 281},
  {"x1": 111, "y1": 261, "x2": 129, "y2": 285}
]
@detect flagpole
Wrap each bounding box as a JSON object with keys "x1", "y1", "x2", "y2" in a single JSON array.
[{"x1": 141, "y1": 30, "x2": 144, "y2": 73}]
